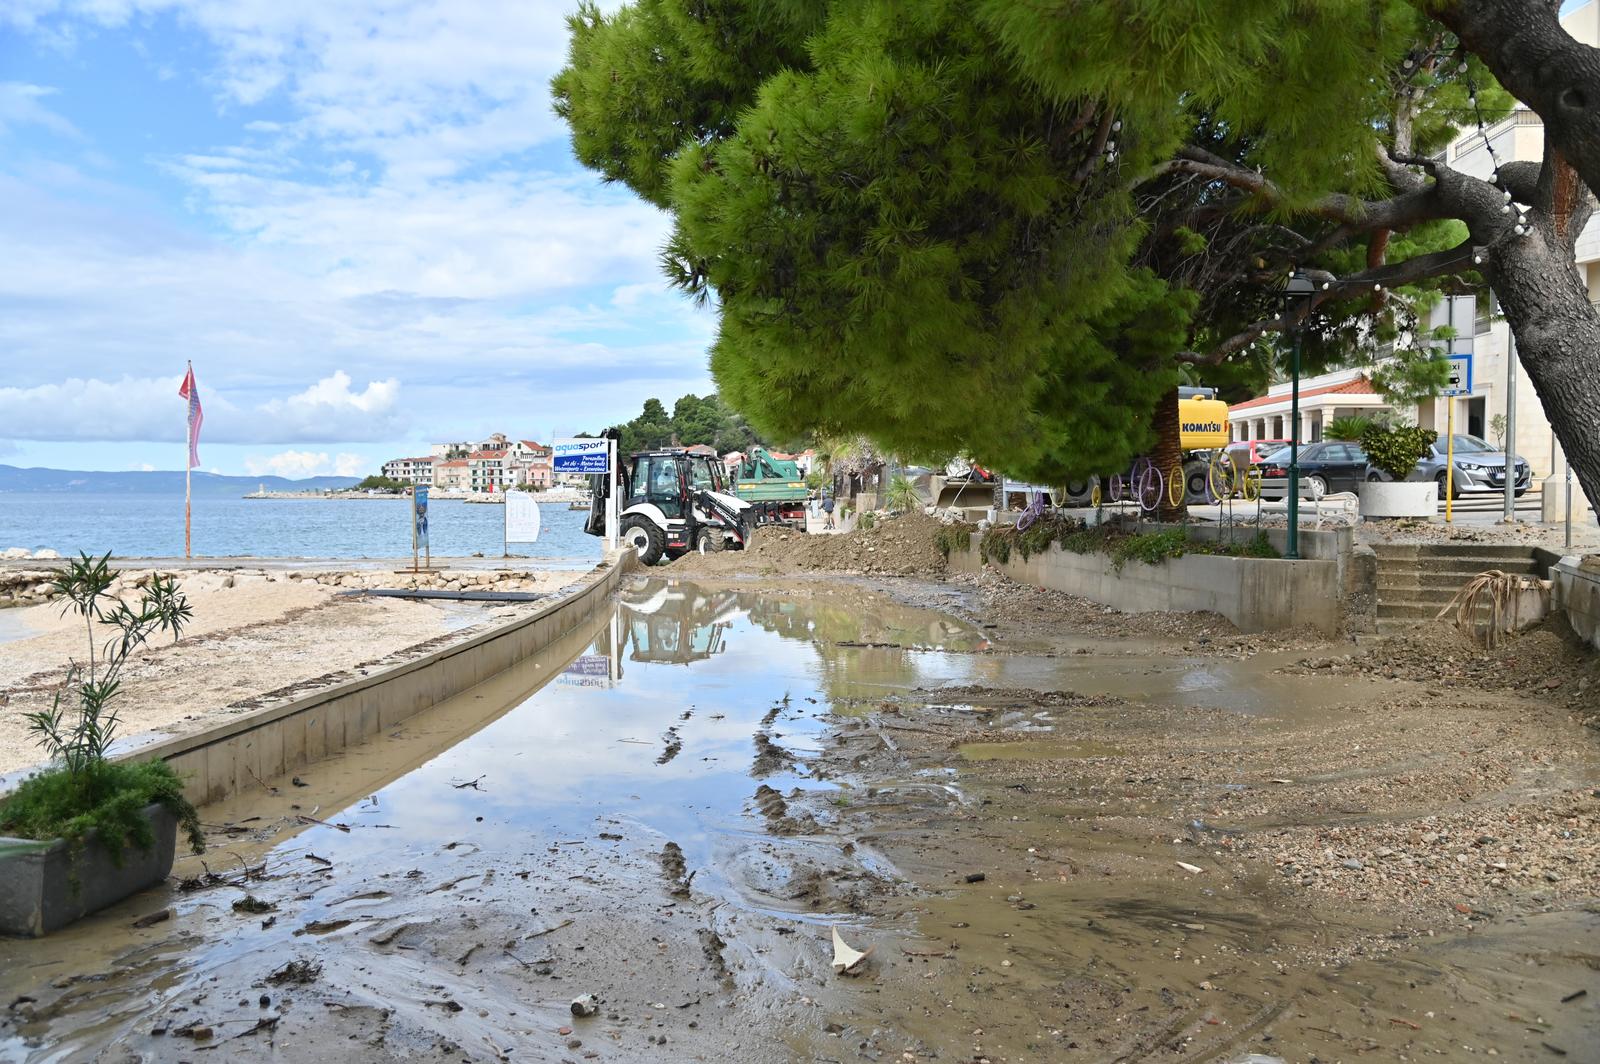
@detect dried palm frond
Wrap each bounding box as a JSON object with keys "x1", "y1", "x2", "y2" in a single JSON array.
[{"x1": 1436, "y1": 569, "x2": 1547, "y2": 648}]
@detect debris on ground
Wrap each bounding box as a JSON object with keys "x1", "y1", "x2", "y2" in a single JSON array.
[{"x1": 830, "y1": 927, "x2": 871, "y2": 975}]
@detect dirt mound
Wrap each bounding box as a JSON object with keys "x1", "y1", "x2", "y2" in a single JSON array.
[
  {"x1": 1305, "y1": 616, "x2": 1600, "y2": 718},
  {"x1": 674, "y1": 511, "x2": 952, "y2": 578}
]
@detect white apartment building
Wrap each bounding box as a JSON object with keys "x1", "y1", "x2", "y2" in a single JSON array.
[
  {"x1": 1231, "y1": 0, "x2": 1599, "y2": 500},
  {"x1": 380, "y1": 456, "x2": 435, "y2": 486}
]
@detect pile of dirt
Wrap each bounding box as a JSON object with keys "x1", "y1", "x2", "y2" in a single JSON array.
[
  {"x1": 676, "y1": 511, "x2": 952, "y2": 577},
  {"x1": 1300, "y1": 617, "x2": 1600, "y2": 720}
]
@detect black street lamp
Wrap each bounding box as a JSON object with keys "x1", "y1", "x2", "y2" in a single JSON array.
[{"x1": 1283, "y1": 273, "x2": 1317, "y2": 560}]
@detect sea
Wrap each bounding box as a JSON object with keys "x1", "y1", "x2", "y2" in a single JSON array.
[{"x1": 0, "y1": 493, "x2": 603, "y2": 567}]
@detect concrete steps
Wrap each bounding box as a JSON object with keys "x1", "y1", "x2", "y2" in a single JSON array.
[{"x1": 1371, "y1": 544, "x2": 1547, "y2": 630}]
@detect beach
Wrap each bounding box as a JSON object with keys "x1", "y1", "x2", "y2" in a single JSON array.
[{"x1": 0, "y1": 563, "x2": 583, "y2": 779}]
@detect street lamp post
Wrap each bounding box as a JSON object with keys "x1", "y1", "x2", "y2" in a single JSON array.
[{"x1": 1284, "y1": 273, "x2": 1317, "y2": 560}]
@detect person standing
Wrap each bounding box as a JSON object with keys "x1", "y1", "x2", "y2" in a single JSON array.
[{"x1": 822, "y1": 494, "x2": 836, "y2": 530}]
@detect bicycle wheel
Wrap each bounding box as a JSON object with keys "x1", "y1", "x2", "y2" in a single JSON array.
[
  {"x1": 1108, "y1": 473, "x2": 1125, "y2": 503},
  {"x1": 1207, "y1": 452, "x2": 1234, "y2": 501},
  {"x1": 1238, "y1": 465, "x2": 1261, "y2": 502},
  {"x1": 1090, "y1": 481, "x2": 1102, "y2": 508},
  {"x1": 1167, "y1": 463, "x2": 1185, "y2": 508},
  {"x1": 1136, "y1": 464, "x2": 1162, "y2": 512}
]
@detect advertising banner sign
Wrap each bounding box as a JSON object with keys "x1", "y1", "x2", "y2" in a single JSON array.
[
  {"x1": 505, "y1": 490, "x2": 542, "y2": 543},
  {"x1": 553, "y1": 438, "x2": 611, "y2": 474}
]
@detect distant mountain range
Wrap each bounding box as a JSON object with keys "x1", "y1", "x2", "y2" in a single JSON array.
[{"x1": 0, "y1": 465, "x2": 360, "y2": 496}]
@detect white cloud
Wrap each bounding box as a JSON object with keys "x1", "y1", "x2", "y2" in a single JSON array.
[
  {"x1": 244, "y1": 449, "x2": 368, "y2": 479},
  {"x1": 257, "y1": 371, "x2": 403, "y2": 439},
  {"x1": 0, "y1": 81, "x2": 80, "y2": 139},
  {"x1": 0, "y1": 2, "x2": 724, "y2": 469},
  {"x1": 0, "y1": 371, "x2": 404, "y2": 444}
]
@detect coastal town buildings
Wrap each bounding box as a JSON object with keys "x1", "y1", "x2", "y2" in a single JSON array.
[{"x1": 380, "y1": 456, "x2": 435, "y2": 486}]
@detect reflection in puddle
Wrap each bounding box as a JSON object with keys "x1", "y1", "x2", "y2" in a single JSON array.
[{"x1": 0, "y1": 576, "x2": 1000, "y2": 1059}]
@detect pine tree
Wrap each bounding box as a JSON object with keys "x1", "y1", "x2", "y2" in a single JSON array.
[{"x1": 557, "y1": 0, "x2": 1600, "y2": 507}]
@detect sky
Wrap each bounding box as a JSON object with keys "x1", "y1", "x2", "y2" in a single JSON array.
[{"x1": 0, "y1": 0, "x2": 717, "y2": 478}]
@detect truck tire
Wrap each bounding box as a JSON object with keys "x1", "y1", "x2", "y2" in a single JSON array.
[
  {"x1": 620, "y1": 515, "x2": 665, "y2": 565},
  {"x1": 694, "y1": 527, "x2": 724, "y2": 554},
  {"x1": 1184, "y1": 461, "x2": 1209, "y2": 503}
]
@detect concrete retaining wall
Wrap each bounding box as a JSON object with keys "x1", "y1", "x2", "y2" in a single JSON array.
[
  {"x1": 1552, "y1": 556, "x2": 1600, "y2": 652},
  {"x1": 126, "y1": 553, "x2": 633, "y2": 807},
  {"x1": 949, "y1": 534, "x2": 1340, "y2": 635}
]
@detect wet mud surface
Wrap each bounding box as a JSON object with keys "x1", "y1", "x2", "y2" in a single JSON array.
[{"x1": 1, "y1": 574, "x2": 1596, "y2": 1063}]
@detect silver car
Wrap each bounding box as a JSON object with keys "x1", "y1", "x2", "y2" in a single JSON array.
[{"x1": 1368, "y1": 434, "x2": 1531, "y2": 499}]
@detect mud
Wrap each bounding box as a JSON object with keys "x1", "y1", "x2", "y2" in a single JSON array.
[{"x1": 1, "y1": 573, "x2": 1595, "y2": 1063}]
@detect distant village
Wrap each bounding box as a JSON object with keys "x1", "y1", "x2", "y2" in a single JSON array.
[{"x1": 379, "y1": 433, "x2": 814, "y2": 494}]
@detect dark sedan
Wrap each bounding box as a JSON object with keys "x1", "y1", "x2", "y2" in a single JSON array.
[{"x1": 1256, "y1": 441, "x2": 1370, "y2": 499}]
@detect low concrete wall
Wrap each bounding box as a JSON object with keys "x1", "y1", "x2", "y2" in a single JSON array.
[
  {"x1": 1552, "y1": 556, "x2": 1600, "y2": 652},
  {"x1": 124, "y1": 553, "x2": 633, "y2": 807},
  {"x1": 949, "y1": 535, "x2": 1340, "y2": 635}
]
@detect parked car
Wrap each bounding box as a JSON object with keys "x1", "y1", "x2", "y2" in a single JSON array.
[
  {"x1": 1225, "y1": 439, "x2": 1291, "y2": 469},
  {"x1": 1256, "y1": 441, "x2": 1371, "y2": 499},
  {"x1": 1366, "y1": 434, "x2": 1531, "y2": 499}
]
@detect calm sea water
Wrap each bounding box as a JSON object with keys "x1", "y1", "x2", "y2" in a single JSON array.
[{"x1": 0, "y1": 493, "x2": 602, "y2": 566}]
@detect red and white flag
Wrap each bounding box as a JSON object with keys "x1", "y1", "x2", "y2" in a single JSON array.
[{"x1": 179, "y1": 364, "x2": 203, "y2": 469}]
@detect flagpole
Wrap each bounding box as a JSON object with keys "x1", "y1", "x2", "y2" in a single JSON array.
[{"x1": 185, "y1": 360, "x2": 193, "y2": 560}]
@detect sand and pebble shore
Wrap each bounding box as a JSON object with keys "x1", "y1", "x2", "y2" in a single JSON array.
[{"x1": 0, "y1": 562, "x2": 580, "y2": 779}]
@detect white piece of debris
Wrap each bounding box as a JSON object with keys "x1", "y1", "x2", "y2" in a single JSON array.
[
  {"x1": 1176, "y1": 861, "x2": 1205, "y2": 875},
  {"x1": 831, "y1": 926, "x2": 872, "y2": 975}
]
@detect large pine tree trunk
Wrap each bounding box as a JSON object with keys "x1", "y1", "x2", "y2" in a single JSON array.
[
  {"x1": 1488, "y1": 232, "x2": 1600, "y2": 518},
  {"x1": 1151, "y1": 388, "x2": 1186, "y2": 521}
]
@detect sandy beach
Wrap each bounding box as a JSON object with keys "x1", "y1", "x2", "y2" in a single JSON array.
[{"x1": 0, "y1": 565, "x2": 579, "y2": 779}]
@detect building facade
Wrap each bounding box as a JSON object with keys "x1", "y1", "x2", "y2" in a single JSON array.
[
  {"x1": 432, "y1": 459, "x2": 470, "y2": 491},
  {"x1": 505, "y1": 440, "x2": 553, "y2": 489},
  {"x1": 380, "y1": 456, "x2": 435, "y2": 486}
]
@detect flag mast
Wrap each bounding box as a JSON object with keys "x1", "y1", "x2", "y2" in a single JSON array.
[
  {"x1": 185, "y1": 360, "x2": 192, "y2": 559},
  {"x1": 179, "y1": 360, "x2": 201, "y2": 560}
]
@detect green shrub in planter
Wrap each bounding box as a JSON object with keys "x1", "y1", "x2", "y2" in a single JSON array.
[{"x1": 1360, "y1": 425, "x2": 1437, "y2": 481}]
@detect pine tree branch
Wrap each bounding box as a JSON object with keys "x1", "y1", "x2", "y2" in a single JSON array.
[{"x1": 1185, "y1": 240, "x2": 1478, "y2": 366}]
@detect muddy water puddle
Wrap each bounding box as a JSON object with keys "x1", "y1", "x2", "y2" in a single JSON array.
[
  {"x1": 0, "y1": 578, "x2": 1003, "y2": 1061},
  {"x1": 2, "y1": 576, "x2": 1592, "y2": 1063}
]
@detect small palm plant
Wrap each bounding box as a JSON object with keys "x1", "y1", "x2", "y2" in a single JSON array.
[
  {"x1": 885, "y1": 475, "x2": 921, "y2": 513},
  {"x1": 1, "y1": 553, "x2": 203, "y2": 865}
]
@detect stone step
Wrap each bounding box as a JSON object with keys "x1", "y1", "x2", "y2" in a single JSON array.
[
  {"x1": 1369, "y1": 543, "x2": 1543, "y2": 562},
  {"x1": 1375, "y1": 558, "x2": 1541, "y2": 578},
  {"x1": 1376, "y1": 600, "x2": 1455, "y2": 621},
  {"x1": 1377, "y1": 569, "x2": 1541, "y2": 592}
]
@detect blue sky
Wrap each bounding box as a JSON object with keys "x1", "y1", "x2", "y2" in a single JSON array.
[{"x1": 0, "y1": 1, "x2": 717, "y2": 478}]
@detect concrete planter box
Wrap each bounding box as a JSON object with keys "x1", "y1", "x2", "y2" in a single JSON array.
[
  {"x1": 1552, "y1": 556, "x2": 1600, "y2": 653},
  {"x1": 1360, "y1": 480, "x2": 1438, "y2": 519},
  {"x1": 0, "y1": 803, "x2": 176, "y2": 937},
  {"x1": 949, "y1": 534, "x2": 1340, "y2": 634}
]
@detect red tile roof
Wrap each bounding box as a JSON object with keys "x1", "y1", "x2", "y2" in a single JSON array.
[{"x1": 1229, "y1": 376, "x2": 1376, "y2": 412}]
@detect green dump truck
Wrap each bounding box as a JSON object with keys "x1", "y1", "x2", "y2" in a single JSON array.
[{"x1": 733, "y1": 447, "x2": 809, "y2": 529}]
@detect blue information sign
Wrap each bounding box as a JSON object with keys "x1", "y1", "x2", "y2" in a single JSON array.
[
  {"x1": 553, "y1": 438, "x2": 611, "y2": 474},
  {"x1": 1443, "y1": 352, "x2": 1473, "y2": 397}
]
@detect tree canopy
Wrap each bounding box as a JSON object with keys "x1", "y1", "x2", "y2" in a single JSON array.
[
  {"x1": 610, "y1": 392, "x2": 762, "y2": 456},
  {"x1": 557, "y1": 0, "x2": 1600, "y2": 501}
]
